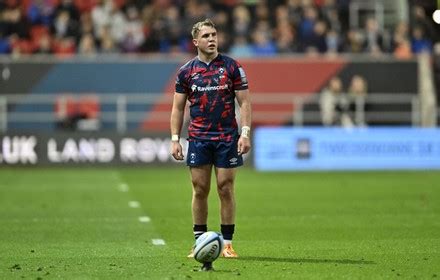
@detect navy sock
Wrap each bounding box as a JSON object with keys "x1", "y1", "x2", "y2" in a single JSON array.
[
  {"x1": 193, "y1": 224, "x2": 207, "y2": 240},
  {"x1": 221, "y1": 224, "x2": 235, "y2": 241}
]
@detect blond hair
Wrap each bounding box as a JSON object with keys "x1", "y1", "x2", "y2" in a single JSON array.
[{"x1": 191, "y1": 19, "x2": 216, "y2": 39}]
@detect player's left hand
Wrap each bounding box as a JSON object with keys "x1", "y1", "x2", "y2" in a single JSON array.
[{"x1": 237, "y1": 136, "x2": 251, "y2": 155}]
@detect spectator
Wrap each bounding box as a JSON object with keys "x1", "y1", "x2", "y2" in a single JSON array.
[
  {"x1": 212, "y1": 10, "x2": 230, "y2": 34},
  {"x1": 411, "y1": 25, "x2": 432, "y2": 54},
  {"x1": 363, "y1": 17, "x2": 386, "y2": 53},
  {"x1": 411, "y1": 5, "x2": 437, "y2": 44},
  {"x1": 286, "y1": 0, "x2": 303, "y2": 27},
  {"x1": 326, "y1": 29, "x2": 340, "y2": 54},
  {"x1": 51, "y1": 10, "x2": 79, "y2": 39},
  {"x1": 34, "y1": 33, "x2": 53, "y2": 54},
  {"x1": 394, "y1": 37, "x2": 413, "y2": 59},
  {"x1": 182, "y1": 0, "x2": 212, "y2": 38},
  {"x1": 232, "y1": 5, "x2": 252, "y2": 37},
  {"x1": 320, "y1": 0, "x2": 341, "y2": 33},
  {"x1": 391, "y1": 21, "x2": 410, "y2": 51},
  {"x1": 217, "y1": 30, "x2": 230, "y2": 53},
  {"x1": 229, "y1": 35, "x2": 253, "y2": 57},
  {"x1": 274, "y1": 19, "x2": 300, "y2": 53},
  {"x1": 0, "y1": 32, "x2": 12, "y2": 54},
  {"x1": 213, "y1": 10, "x2": 231, "y2": 52},
  {"x1": 78, "y1": 33, "x2": 97, "y2": 55},
  {"x1": 348, "y1": 75, "x2": 368, "y2": 126},
  {"x1": 274, "y1": 4, "x2": 290, "y2": 26},
  {"x1": 298, "y1": 5, "x2": 319, "y2": 47},
  {"x1": 53, "y1": 0, "x2": 80, "y2": 22},
  {"x1": 27, "y1": 0, "x2": 55, "y2": 26},
  {"x1": 305, "y1": 20, "x2": 328, "y2": 53},
  {"x1": 78, "y1": 12, "x2": 95, "y2": 43},
  {"x1": 157, "y1": 5, "x2": 186, "y2": 53},
  {"x1": 108, "y1": 2, "x2": 126, "y2": 46},
  {"x1": 139, "y1": 4, "x2": 161, "y2": 52},
  {"x1": 342, "y1": 29, "x2": 364, "y2": 53},
  {"x1": 250, "y1": 20, "x2": 277, "y2": 56},
  {"x1": 253, "y1": 0, "x2": 271, "y2": 25},
  {"x1": 320, "y1": 76, "x2": 352, "y2": 126},
  {"x1": 99, "y1": 25, "x2": 118, "y2": 53},
  {"x1": 121, "y1": 5, "x2": 144, "y2": 53},
  {"x1": 91, "y1": 0, "x2": 111, "y2": 40}
]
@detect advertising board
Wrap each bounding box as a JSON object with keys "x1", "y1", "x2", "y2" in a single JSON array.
[{"x1": 254, "y1": 127, "x2": 440, "y2": 171}]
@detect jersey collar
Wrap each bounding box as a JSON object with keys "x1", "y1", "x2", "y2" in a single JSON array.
[{"x1": 196, "y1": 53, "x2": 221, "y2": 66}]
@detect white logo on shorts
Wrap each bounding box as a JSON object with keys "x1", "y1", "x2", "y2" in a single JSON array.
[
  {"x1": 190, "y1": 153, "x2": 196, "y2": 164},
  {"x1": 229, "y1": 158, "x2": 238, "y2": 165}
]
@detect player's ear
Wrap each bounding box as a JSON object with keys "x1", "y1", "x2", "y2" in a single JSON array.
[{"x1": 192, "y1": 38, "x2": 198, "y2": 47}]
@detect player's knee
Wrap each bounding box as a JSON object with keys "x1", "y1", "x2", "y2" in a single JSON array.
[
  {"x1": 192, "y1": 183, "x2": 210, "y2": 199},
  {"x1": 217, "y1": 179, "x2": 234, "y2": 199}
]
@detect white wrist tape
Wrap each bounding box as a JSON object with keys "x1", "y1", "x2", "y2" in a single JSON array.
[
  {"x1": 241, "y1": 126, "x2": 251, "y2": 138},
  {"x1": 171, "y1": 134, "x2": 180, "y2": 142}
]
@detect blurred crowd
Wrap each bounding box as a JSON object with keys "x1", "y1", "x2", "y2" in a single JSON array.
[
  {"x1": 0, "y1": 0, "x2": 438, "y2": 57},
  {"x1": 320, "y1": 74, "x2": 368, "y2": 127}
]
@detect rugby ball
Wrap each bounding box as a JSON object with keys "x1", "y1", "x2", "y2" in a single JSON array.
[{"x1": 193, "y1": 231, "x2": 224, "y2": 263}]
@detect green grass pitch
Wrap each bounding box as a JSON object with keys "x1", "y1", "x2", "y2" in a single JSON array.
[{"x1": 0, "y1": 167, "x2": 439, "y2": 279}]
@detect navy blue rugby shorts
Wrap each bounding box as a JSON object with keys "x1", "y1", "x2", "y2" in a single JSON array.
[{"x1": 186, "y1": 139, "x2": 243, "y2": 168}]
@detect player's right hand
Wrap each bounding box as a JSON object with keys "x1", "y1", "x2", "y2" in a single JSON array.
[
  {"x1": 171, "y1": 142, "x2": 184, "y2": 161},
  {"x1": 237, "y1": 136, "x2": 251, "y2": 155}
]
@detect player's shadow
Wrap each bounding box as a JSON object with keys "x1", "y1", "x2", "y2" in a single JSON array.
[{"x1": 236, "y1": 256, "x2": 375, "y2": 265}]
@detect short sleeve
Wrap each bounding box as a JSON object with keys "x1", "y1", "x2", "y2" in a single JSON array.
[
  {"x1": 175, "y1": 68, "x2": 189, "y2": 94},
  {"x1": 231, "y1": 60, "x2": 248, "y2": 91}
]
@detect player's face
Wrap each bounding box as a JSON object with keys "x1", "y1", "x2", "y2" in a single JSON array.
[{"x1": 193, "y1": 26, "x2": 218, "y2": 56}]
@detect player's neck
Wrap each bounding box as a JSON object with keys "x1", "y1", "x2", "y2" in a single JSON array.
[{"x1": 197, "y1": 51, "x2": 218, "y2": 65}]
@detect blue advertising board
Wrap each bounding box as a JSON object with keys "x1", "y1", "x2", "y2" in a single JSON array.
[{"x1": 254, "y1": 127, "x2": 440, "y2": 171}]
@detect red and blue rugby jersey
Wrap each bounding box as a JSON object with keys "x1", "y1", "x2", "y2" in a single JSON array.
[{"x1": 175, "y1": 54, "x2": 248, "y2": 142}]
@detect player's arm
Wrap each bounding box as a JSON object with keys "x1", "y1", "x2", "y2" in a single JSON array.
[
  {"x1": 236, "y1": 89, "x2": 252, "y2": 155},
  {"x1": 170, "y1": 92, "x2": 187, "y2": 160}
]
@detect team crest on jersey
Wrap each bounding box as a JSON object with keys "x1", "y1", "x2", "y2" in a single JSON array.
[
  {"x1": 191, "y1": 84, "x2": 197, "y2": 92},
  {"x1": 219, "y1": 67, "x2": 225, "y2": 74}
]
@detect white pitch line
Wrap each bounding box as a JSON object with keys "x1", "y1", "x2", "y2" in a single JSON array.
[
  {"x1": 152, "y1": 239, "x2": 166, "y2": 245},
  {"x1": 118, "y1": 183, "x2": 129, "y2": 192},
  {"x1": 128, "y1": 201, "x2": 141, "y2": 208},
  {"x1": 138, "y1": 216, "x2": 151, "y2": 223}
]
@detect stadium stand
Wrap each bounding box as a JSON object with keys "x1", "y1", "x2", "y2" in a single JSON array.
[
  {"x1": 0, "y1": 0, "x2": 438, "y2": 56},
  {"x1": 0, "y1": 0, "x2": 439, "y2": 131}
]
